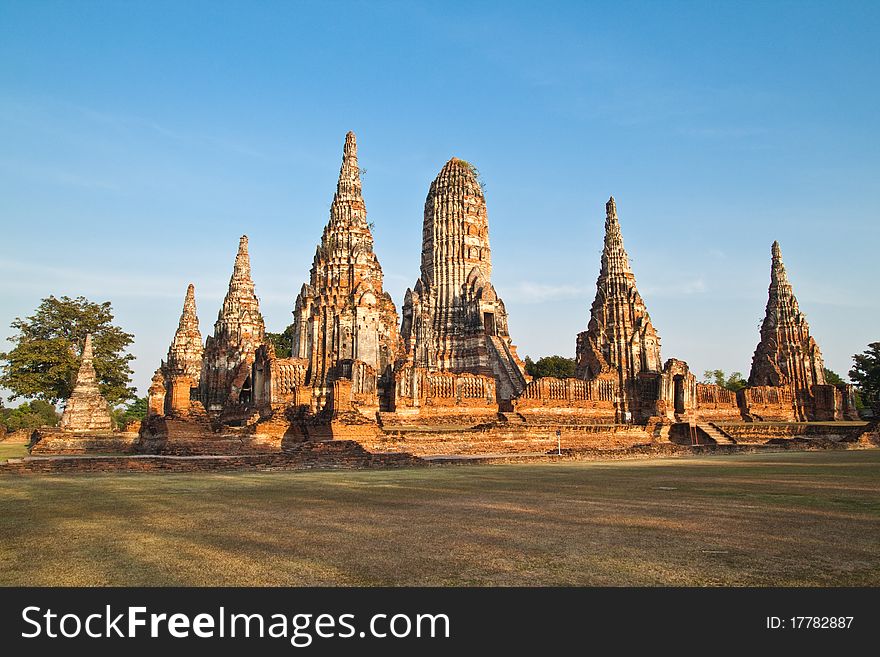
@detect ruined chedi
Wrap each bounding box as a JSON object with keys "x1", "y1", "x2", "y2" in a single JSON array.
[
  {"x1": 400, "y1": 158, "x2": 527, "y2": 401},
  {"x1": 201, "y1": 235, "x2": 267, "y2": 411},
  {"x1": 575, "y1": 197, "x2": 663, "y2": 418},
  {"x1": 292, "y1": 132, "x2": 400, "y2": 394},
  {"x1": 59, "y1": 333, "x2": 114, "y2": 430},
  {"x1": 158, "y1": 283, "x2": 205, "y2": 415},
  {"x1": 749, "y1": 241, "x2": 826, "y2": 408}
]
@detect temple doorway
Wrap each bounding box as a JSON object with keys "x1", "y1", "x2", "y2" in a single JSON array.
[
  {"x1": 240, "y1": 375, "x2": 253, "y2": 406},
  {"x1": 483, "y1": 312, "x2": 496, "y2": 336},
  {"x1": 673, "y1": 375, "x2": 685, "y2": 415}
]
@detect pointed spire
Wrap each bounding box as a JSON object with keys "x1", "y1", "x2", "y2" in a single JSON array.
[
  {"x1": 770, "y1": 240, "x2": 792, "y2": 291},
  {"x1": 181, "y1": 283, "x2": 197, "y2": 325},
  {"x1": 600, "y1": 195, "x2": 632, "y2": 277},
  {"x1": 606, "y1": 195, "x2": 617, "y2": 218},
  {"x1": 749, "y1": 241, "x2": 826, "y2": 392},
  {"x1": 766, "y1": 240, "x2": 796, "y2": 312},
  {"x1": 71, "y1": 333, "x2": 100, "y2": 396},
  {"x1": 223, "y1": 235, "x2": 257, "y2": 300},
  {"x1": 81, "y1": 333, "x2": 94, "y2": 363},
  {"x1": 214, "y1": 234, "x2": 264, "y2": 338},
  {"x1": 291, "y1": 130, "x2": 400, "y2": 385},
  {"x1": 335, "y1": 130, "x2": 363, "y2": 204},
  {"x1": 577, "y1": 195, "x2": 662, "y2": 389},
  {"x1": 233, "y1": 235, "x2": 250, "y2": 277},
  {"x1": 168, "y1": 283, "x2": 203, "y2": 381},
  {"x1": 60, "y1": 332, "x2": 113, "y2": 430}
]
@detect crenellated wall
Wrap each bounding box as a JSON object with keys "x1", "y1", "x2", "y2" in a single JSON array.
[
  {"x1": 514, "y1": 375, "x2": 617, "y2": 422},
  {"x1": 738, "y1": 386, "x2": 796, "y2": 421},
  {"x1": 391, "y1": 365, "x2": 498, "y2": 418},
  {"x1": 694, "y1": 383, "x2": 743, "y2": 421}
]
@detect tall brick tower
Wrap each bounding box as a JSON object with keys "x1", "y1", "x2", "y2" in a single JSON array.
[
  {"x1": 575, "y1": 197, "x2": 663, "y2": 417},
  {"x1": 401, "y1": 158, "x2": 526, "y2": 401},
  {"x1": 201, "y1": 235, "x2": 267, "y2": 410},
  {"x1": 291, "y1": 131, "x2": 400, "y2": 396},
  {"x1": 749, "y1": 241, "x2": 826, "y2": 417}
]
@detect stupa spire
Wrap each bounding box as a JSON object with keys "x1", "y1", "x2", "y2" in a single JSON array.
[
  {"x1": 600, "y1": 195, "x2": 633, "y2": 278},
  {"x1": 201, "y1": 235, "x2": 267, "y2": 409},
  {"x1": 291, "y1": 131, "x2": 400, "y2": 392},
  {"x1": 576, "y1": 196, "x2": 663, "y2": 413},
  {"x1": 749, "y1": 241, "x2": 826, "y2": 396},
  {"x1": 400, "y1": 156, "x2": 526, "y2": 401},
  {"x1": 166, "y1": 283, "x2": 203, "y2": 383},
  {"x1": 59, "y1": 333, "x2": 113, "y2": 430}
]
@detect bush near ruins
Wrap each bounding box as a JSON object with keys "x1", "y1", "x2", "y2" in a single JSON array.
[
  {"x1": 850, "y1": 342, "x2": 880, "y2": 411},
  {"x1": 111, "y1": 396, "x2": 148, "y2": 429},
  {"x1": 266, "y1": 324, "x2": 295, "y2": 359},
  {"x1": 525, "y1": 355, "x2": 575, "y2": 379},
  {"x1": 0, "y1": 399, "x2": 60, "y2": 432},
  {"x1": 823, "y1": 368, "x2": 846, "y2": 386},
  {"x1": 0, "y1": 295, "x2": 136, "y2": 406},
  {"x1": 702, "y1": 370, "x2": 747, "y2": 392}
]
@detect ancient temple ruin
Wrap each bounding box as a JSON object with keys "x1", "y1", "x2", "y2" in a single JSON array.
[
  {"x1": 744, "y1": 241, "x2": 856, "y2": 421},
  {"x1": 59, "y1": 334, "x2": 113, "y2": 431},
  {"x1": 201, "y1": 235, "x2": 269, "y2": 415},
  {"x1": 399, "y1": 158, "x2": 527, "y2": 411},
  {"x1": 291, "y1": 131, "x2": 400, "y2": 411},
  {"x1": 749, "y1": 241, "x2": 826, "y2": 392},
  {"x1": 564, "y1": 197, "x2": 699, "y2": 423},
  {"x1": 575, "y1": 197, "x2": 664, "y2": 415},
  {"x1": 34, "y1": 133, "x2": 864, "y2": 463},
  {"x1": 148, "y1": 283, "x2": 205, "y2": 417}
]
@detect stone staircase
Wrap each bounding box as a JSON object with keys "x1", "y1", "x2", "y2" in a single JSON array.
[
  {"x1": 498, "y1": 412, "x2": 527, "y2": 425},
  {"x1": 487, "y1": 335, "x2": 527, "y2": 401},
  {"x1": 696, "y1": 422, "x2": 736, "y2": 445}
]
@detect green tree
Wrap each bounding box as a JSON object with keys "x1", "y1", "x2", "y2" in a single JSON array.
[
  {"x1": 111, "y1": 396, "x2": 148, "y2": 429},
  {"x1": 266, "y1": 324, "x2": 295, "y2": 359},
  {"x1": 0, "y1": 400, "x2": 60, "y2": 432},
  {"x1": 0, "y1": 295, "x2": 136, "y2": 406},
  {"x1": 823, "y1": 368, "x2": 845, "y2": 386},
  {"x1": 702, "y1": 369, "x2": 747, "y2": 392},
  {"x1": 849, "y1": 342, "x2": 880, "y2": 409},
  {"x1": 525, "y1": 355, "x2": 576, "y2": 379}
]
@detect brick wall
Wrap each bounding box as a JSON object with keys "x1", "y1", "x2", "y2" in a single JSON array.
[{"x1": 2, "y1": 440, "x2": 423, "y2": 475}]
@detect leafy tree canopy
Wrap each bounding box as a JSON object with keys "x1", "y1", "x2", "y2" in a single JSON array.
[
  {"x1": 822, "y1": 368, "x2": 845, "y2": 386},
  {"x1": 0, "y1": 400, "x2": 60, "y2": 432},
  {"x1": 0, "y1": 295, "x2": 136, "y2": 406},
  {"x1": 849, "y1": 342, "x2": 880, "y2": 408},
  {"x1": 266, "y1": 324, "x2": 295, "y2": 359},
  {"x1": 111, "y1": 396, "x2": 148, "y2": 429},
  {"x1": 703, "y1": 369, "x2": 748, "y2": 392},
  {"x1": 525, "y1": 355, "x2": 576, "y2": 379}
]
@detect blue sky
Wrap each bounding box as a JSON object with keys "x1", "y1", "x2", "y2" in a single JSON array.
[{"x1": 1, "y1": 0, "x2": 878, "y2": 401}]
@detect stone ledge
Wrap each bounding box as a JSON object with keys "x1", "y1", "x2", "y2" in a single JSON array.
[{"x1": 1, "y1": 440, "x2": 424, "y2": 475}]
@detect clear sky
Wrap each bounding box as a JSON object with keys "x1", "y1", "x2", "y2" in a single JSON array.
[{"x1": 1, "y1": 0, "x2": 878, "y2": 401}]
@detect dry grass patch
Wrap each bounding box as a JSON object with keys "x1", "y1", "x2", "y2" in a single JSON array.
[{"x1": 0, "y1": 449, "x2": 878, "y2": 586}]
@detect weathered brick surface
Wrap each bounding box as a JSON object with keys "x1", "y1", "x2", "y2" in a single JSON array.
[
  {"x1": 201, "y1": 235, "x2": 268, "y2": 413},
  {"x1": 400, "y1": 157, "x2": 527, "y2": 403},
  {"x1": 30, "y1": 429, "x2": 139, "y2": 455},
  {"x1": 575, "y1": 197, "x2": 663, "y2": 421},
  {"x1": 59, "y1": 334, "x2": 113, "y2": 431},
  {"x1": 292, "y1": 132, "x2": 400, "y2": 404},
  {"x1": 362, "y1": 422, "x2": 654, "y2": 456},
  {"x1": 1, "y1": 440, "x2": 423, "y2": 475},
  {"x1": 428, "y1": 440, "x2": 872, "y2": 466},
  {"x1": 716, "y1": 422, "x2": 867, "y2": 444}
]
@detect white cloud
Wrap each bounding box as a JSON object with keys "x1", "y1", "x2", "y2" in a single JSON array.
[
  {"x1": 504, "y1": 281, "x2": 592, "y2": 303},
  {"x1": 641, "y1": 278, "x2": 707, "y2": 297}
]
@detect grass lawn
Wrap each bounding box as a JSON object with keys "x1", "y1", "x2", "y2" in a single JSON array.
[
  {"x1": 1, "y1": 449, "x2": 878, "y2": 586},
  {"x1": 0, "y1": 443, "x2": 29, "y2": 462}
]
